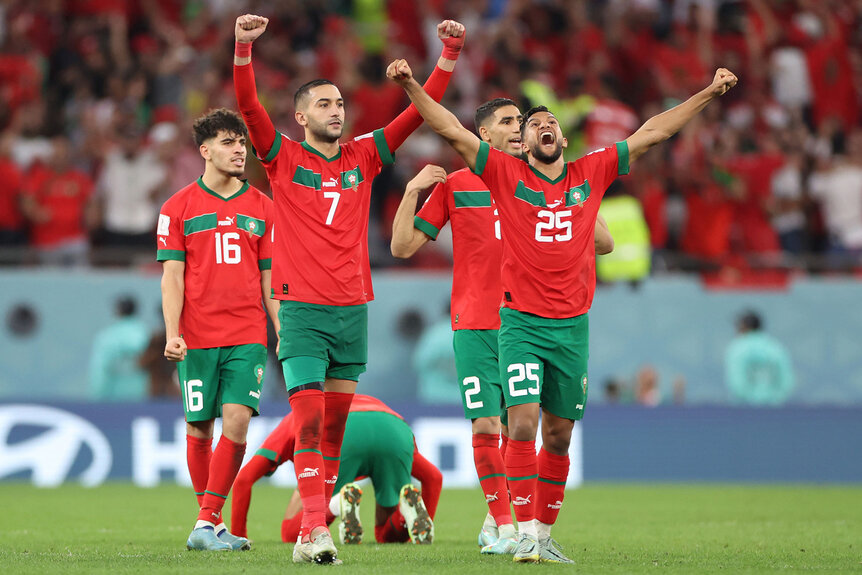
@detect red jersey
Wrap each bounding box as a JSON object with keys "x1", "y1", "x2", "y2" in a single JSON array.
[
  {"x1": 24, "y1": 166, "x2": 93, "y2": 247},
  {"x1": 414, "y1": 168, "x2": 503, "y2": 330},
  {"x1": 258, "y1": 394, "x2": 403, "y2": 466},
  {"x1": 474, "y1": 141, "x2": 629, "y2": 318},
  {"x1": 259, "y1": 131, "x2": 392, "y2": 306},
  {"x1": 0, "y1": 159, "x2": 23, "y2": 230},
  {"x1": 156, "y1": 177, "x2": 273, "y2": 349}
]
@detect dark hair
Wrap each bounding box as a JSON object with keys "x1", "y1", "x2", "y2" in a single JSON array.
[
  {"x1": 737, "y1": 310, "x2": 762, "y2": 331},
  {"x1": 521, "y1": 105, "x2": 552, "y2": 137},
  {"x1": 192, "y1": 108, "x2": 248, "y2": 147},
  {"x1": 294, "y1": 79, "x2": 336, "y2": 109},
  {"x1": 116, "y1": 296, "x2": 137, "y2": 317},
  {"x1": 474, "y1": 98, "x2": 518, "y2": 131}
]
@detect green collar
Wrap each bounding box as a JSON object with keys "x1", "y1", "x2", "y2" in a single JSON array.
[
  {"x1": 196, "y1": 176, "x2": 249, "y2": 201},
  {"x1": 528, "y1": 163, "x2": 568, "y2": 185},
  {"x1": 302, "y1": 141, "x2": 342, "y2": 162}
]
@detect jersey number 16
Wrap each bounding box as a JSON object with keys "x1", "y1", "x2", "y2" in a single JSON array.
[{"x1": 214, "y1": 232, "x2": 242, "y2": 264}]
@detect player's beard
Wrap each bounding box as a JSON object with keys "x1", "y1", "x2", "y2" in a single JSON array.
[
  {"x1": 309, "y1": 120, "x2": 343, "y2": 144},
  {"x1": 530, "y1": 141, "x2": 563, "y2": 164}
]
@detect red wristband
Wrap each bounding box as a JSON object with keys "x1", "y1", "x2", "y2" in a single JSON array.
[
  {"x1": 235, "y1": 41, "x2": 252, "y2": 58},
  {"x1": 441, "y1": 45, "x2": 460, "y2": 60}
]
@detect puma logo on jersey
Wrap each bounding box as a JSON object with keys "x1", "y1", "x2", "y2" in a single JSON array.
[
  {"x1": 298, "y1": 467, "x2": 320, "y2": 479},
  {"x1": 513, "y1": 495, "x2": 532, "y2": 506},
  {"x1": 322, "y1": 178, "x2": 338, "y2": 188},
  {"x1": 485, "y1": 492, "x2": 499, "y2": 503},
  {"x1": 159, "y1": 237, "x2": 167, "y2": 246},
  {"x1": 218, "y1": 216, "x2": 235, "y2": 226},
  {"x1": 548, "y1": 500, "x2": 563, "y2": 510},
  {"x1": 547, "y1": 199, "x2": 563, "y2": 208}
]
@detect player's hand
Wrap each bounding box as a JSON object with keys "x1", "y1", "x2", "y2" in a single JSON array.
[
  {"x1": 235, "y1": 14, "x2": 269, "y2": 43},
  {"x1": 387, "y1": 59, "x2": 413, "y2": 86},
  {"x1": 407, "y1": 164, "x2": 447, "y2": 193},
  {"x1": 164, "y1": 336, "x2": 187, "y2": 362},
  {"x1": 709, "y1": 68, "x2": 738, "y2": 97},
  {"x1": 437, "y1": 19, "x2": 466, "y2": 55}
]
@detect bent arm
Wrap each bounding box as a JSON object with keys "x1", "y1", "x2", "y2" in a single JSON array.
[
  {"x1": 391, "y1": 187, "x2": 432, "y2": 258},
  {"x1": 401, "y1": 77, "x2": 481, "y2": 170},
  {"x1": 594, "y1": 213, "x2": 614, "y2": 255}
]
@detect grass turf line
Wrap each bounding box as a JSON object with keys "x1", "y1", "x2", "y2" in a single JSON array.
[{"x1": 1, "y1": 484, "x2": 860, "y2": 573}]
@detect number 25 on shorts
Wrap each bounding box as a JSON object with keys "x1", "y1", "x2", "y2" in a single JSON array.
[{"x1": 507, "y1": 363, "x2": 540, "y2": 397}]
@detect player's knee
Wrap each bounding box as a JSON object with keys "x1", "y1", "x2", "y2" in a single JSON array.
[{"x1": 471, "y1": 416, "x2": 501, "y2": 435}]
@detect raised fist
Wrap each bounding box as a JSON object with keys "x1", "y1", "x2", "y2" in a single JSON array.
[
  {"x1": 387, "y1": 59, "x2": 413, "y2": 85},
  {"x1": 235, "y1": 14, "x2": 269, "y2": 43},
  {"x1": 709, "y1": 68, "x2": 738, "y2": 97}
]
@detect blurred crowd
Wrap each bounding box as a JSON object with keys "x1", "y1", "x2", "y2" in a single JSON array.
[{"x1": 1, "y1": 0, "x2": 861, "y2": 278}]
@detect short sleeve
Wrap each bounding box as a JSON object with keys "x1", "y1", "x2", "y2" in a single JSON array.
[
  {"x1": 414, "y1": 181, "x2": 450, "y2": 240},
  {"x1": 255, "y1": 131, "x2": 285, "y2": 170},
  {"x1": 576, "y1": 141, "x2": 628, "y2": 198},
  {"x1": 156, "y1": 199, "x2": 185, "y2": 261}
]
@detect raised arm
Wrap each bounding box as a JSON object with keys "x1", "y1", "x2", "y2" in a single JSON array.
[
  {"x1": 382, "y1": 20, "x2": 465, "y2": 153},
  {"x1": 388, "y1": 59, "x2": 481, "y2": 170},
  {"x1": 626, "y1": 68, "x2": 738, "y2": 164},
  {"x1": 234, "y1": 14, "x2": 278, "y2": 159},
  {"x1": 391, "y1": 165, "x2": 447, "y2": 258}
]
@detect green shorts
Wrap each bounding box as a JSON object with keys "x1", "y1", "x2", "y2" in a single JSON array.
[
  {"x1": 498, "y1": 307, "x2": 590, "y2": 421},
  {"x1": 334, "y1": 411, "x2": 414, "y2": 508},
  {"x1": 178, "y1": 344, "x2": 267, "y2": 422},
  {"x1": 277, "y1": 301, "x2": 368, "y2": 391},
  {"x1": 453, "y1": 329, "x2": 506, "y2": 420}
]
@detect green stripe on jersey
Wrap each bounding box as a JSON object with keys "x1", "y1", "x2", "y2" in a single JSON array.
[
  {"x1": 514, "y1": 181, "x2": 547, "y2": 207},
  {"x1": 157, "y1": 249, "x2": 185, "y2": 262},
  {"x1": 183, "y1": 213, "x2": 217, "y2": 235},
  {"x1": 237, "y1": 213, "x2": 265, "y2": 237},
  {"x1": 566, "y1": 180, "x2": 591, "y2": 207},
  {"x1": 414, "y1": 216, "x2": 440, "y2": 240},
  {"x1": 616, "y1": 140, "x2": 630, "y2": 175},
  {"x1": 373, "y1": 129, "x2": 394, "y2": 166},
  {"x1": 263, "y1": 132, "x2": 283, "y2": 163},
  {"x1": 292, "y1": 166, "x2": 322, "y2": 190},
  {"x1": 341, "y1": 167, "x2": 364, "y2": 190},
  {"x1": 258, "y1": 258, "x2": 271, "y2": 271},
  {"x1": 473, "y1": 141, "x2": 490, "y2": 176},
  {"x1": 454, "y1": 190, "x2": 492, "y2": 208}
]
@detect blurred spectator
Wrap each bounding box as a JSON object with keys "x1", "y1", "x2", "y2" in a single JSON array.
[
  {"x1": 603, "y1": 378, "x2": 624, "y2": 404},
  {"x1": 138, "y1": 330, "x2": 179, "y2": 400},
  {"x1": 413, "y1": 306, "x2": 458, "y2": 405},
  {"x1": 88, "y1": 295, "x2": 150, "y2": 401},
  {"x1": 597, "y1": 190, "x2": 651, "y2": 284},
  {"x1": 19, "y1": 136, "x2": 95, "y2": 266},
  {"x1": 768, "y1": 147, "x2": 807, "y2": 255},
  {"x1": 635, "y1": 365, "x2": 661, "y2": 407},
  {"x1": 94, "y1": 122, "x2": 166, "y2": 249},
  {"x1": 725, "y1": 310, "x2": 794, "y2": 406},
  {"x1": 0, "y1": 131, "x2": 25, "y2": 246}
]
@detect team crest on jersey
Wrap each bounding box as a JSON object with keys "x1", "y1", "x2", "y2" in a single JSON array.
[
  {"x1": 567, "y1": 180, "x2": 591, "y2": 207},
  {"x1": 254, "y1": 364, "x2": 265, "y2": 385}
]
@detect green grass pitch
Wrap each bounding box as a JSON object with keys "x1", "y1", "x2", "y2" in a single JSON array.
[{"x1": 1, "y1": 483, "x2": 860, "y2": 573}]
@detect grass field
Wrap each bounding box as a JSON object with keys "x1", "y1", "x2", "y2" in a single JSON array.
[{"x1": 2, "y1": 483, "x2": 861, "y2": 574}]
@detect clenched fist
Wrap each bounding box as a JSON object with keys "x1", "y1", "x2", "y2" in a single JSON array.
[{"x1": 235, "y1": 14, "x2": 269, "y2": 43}]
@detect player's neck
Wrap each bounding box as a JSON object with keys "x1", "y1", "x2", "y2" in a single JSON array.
[
  {"x1": 527, "y1": 156, "x2": 565, "y2": 181},
  {"x1": 201, "y1": 168, "x2": 243, "y2": 198},
  {"x1": 304, "y1": 134, "x2": 340, "y2": 160}
]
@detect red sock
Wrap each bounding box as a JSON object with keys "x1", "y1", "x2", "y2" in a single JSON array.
[
  {"x1": 290, "y1": 389, "x2": 327, "y2": 536},
  {"x1": 535, "y1": 448, "x2": 569, "y2": 526},
  {"x1": 282, "y1": 512, "x2": 303, "y2": 543},
  {"x1": 410, "y1": 448, "x2": 442, "y2": 519},
  {"x1": 197, "y1": 436, "x2": 246, "y2": 524},
  {"x1": 321, "y1": 391, "x2": 353, "y2": 500},
  {"x1": 505, "y1": 438, "x2": 537, "y2": 524},
  {"x1": 230, "y1": 455, "x2": 274, "y2": 538},
  {"x1": 473, "y1": 433, "x2": 513, "y2": 527},
  {"x1": 375, "y1": 510, "x2": 410, "y2": 543},
  {"x1": 186, "y1": 435, "x2": 212, "y2": 507},
  {"x1": 500, "y1": 433, "x2": 509, "y2": 461}
]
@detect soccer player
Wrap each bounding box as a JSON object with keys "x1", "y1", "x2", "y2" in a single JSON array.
[
  {"x1": 390, "y1": 98, "x2": 614, "y2": 555},
  {"x1": 157, "y1": 108, "x2": 279, "y2": 552},
  {"x1": 233, "y1": 13, "x2": 465, "y2": 564},
  {"x1": 388, "y1": 60, "x2": 737, "y2": 562},
  {"x1": 231, "y1": 394, "x2": 442, "y2": 550}
]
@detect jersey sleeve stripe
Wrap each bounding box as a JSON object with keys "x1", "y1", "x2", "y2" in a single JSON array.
[
  {"x1": 414, "y1": 216, "x2": 441, "y2": 240},
  {"x1": 262, "y1": 131, "x2": 283, "y2": 163},
  {"x1": 372, "y1": 128, "x2": 395, "y2": 166},
  {"x1": 258, "y1": 258, "x2": 272, "y2": 270},
  {"x1": 157, "y1": 249, "x2": 185, "y2": 261},
  {"x1": 473, "y1": 141, "x2": 490, "y2": 175},
  {"x1": 454, "y1": 190, "x2": 492, "y2": 208},
  {"x1": 615, "y1": 140, "x2": 630, "y2": 175}
]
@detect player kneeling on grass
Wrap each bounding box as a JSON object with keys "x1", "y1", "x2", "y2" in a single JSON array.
[
  {"x1": 231, "y1": 394, "x2": 442, "y2": 555},
  {"x1": 158, "y1": 108, "x2": 280, "y2": 551}
]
